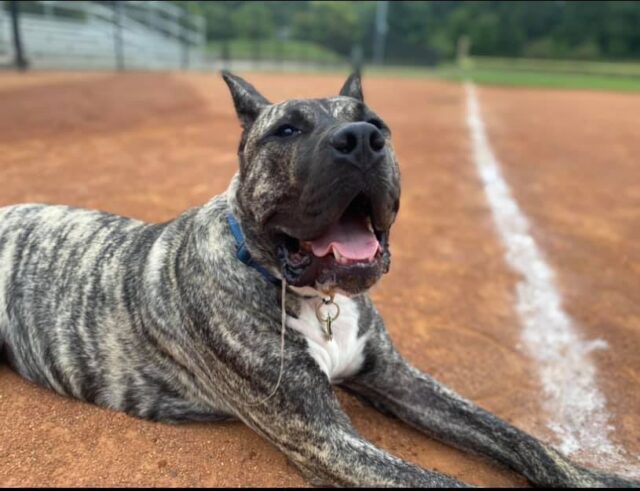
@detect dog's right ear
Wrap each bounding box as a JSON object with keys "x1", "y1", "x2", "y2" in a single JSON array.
[
  {"x1": 339, "y1": 72, "x2": 364, "y2": 102},
  {"x1": 221, "y1": 71, "x2": 271, "y2": 129}
]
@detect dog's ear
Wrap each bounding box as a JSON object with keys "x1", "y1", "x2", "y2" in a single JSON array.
[
  {"x1": 222, "y1": 71, "x2": 271, "y2": 129},
  {"x1": 339, "y1": 72, "x2": 364, "y2": 102}
]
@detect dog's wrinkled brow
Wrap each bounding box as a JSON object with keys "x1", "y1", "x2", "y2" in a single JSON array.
[
  {"x1": 256, "y1": 101, "x2": 305, "y2": 129},
  {"x1": 255, "y1": 98, "x2": 372, "y2": 142},
  {"x1": 327, "y1": 97, "x2": 365, "y2": 120},
  {"x1": 255, "y1": 105, "x2": 313, "y2": 139},
  {"x1": 278, "y1": 107, "x2": 313, "y2": 125}
]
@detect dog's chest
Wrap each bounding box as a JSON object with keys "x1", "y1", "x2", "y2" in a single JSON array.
[{"x1": 287, "y1": 295, "x2": 369, "y2": 383}]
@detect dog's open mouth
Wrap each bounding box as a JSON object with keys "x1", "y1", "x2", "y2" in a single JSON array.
[{"x1": 277, "y1": 193, "x2": 390, "y2": 294}]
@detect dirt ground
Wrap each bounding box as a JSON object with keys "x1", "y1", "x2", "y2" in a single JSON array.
[{"x1": 0, "y1": 71, "x2": 638, "y2": 487}]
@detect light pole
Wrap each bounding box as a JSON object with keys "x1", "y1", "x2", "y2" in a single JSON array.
[{"x1": 372, "y1": 0, "x2": 388, "y2": 65}]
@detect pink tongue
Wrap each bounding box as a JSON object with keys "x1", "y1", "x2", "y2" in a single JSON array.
[{"x1": 310, "y1": 215, "x2": 379, "y2": 260}]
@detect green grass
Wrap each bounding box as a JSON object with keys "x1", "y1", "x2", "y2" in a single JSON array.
[
  {"x1": 206, "y1": 45, "x2": 640, "y2": 92},
  {"x1": 367, "y1": 58, "x2": 640, "y2": 92},
  {"x1": 465, "y1": 56, "x2": 640, "y2": 78},
  {"x1": 207, "y1": 39, "x2": 344, "y2": 64},
  {"x1": 445, "y1": 67, "x2": 640, "y2": 92}
]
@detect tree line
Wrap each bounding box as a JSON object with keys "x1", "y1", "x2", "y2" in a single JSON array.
[{"x1": 188, "y1": 1, "x2": 640, "y2": 64}]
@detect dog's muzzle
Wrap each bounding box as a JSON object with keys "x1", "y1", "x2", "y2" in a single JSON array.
[
  {"x1": 262, "y1": 124, "x2": 398, "y2": 296},
  {"x1": 275, "y1": 189, "x2": 394, "y2": 296},
  {"x1": 330, "y1": 122, "x2": 386, "y2": 171}
]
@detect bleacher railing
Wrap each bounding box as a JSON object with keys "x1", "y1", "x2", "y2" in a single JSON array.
[{"x1": 0, "y1": 0, "x2": 207, "y2": 70}]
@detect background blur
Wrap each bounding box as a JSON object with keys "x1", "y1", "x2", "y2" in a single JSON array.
[
  {"x1": 2, "y1": 0, "x2": 640, "y2": 90},
  {"x1": 1, "y1": 1, "x2": 640, "y2": 488}
]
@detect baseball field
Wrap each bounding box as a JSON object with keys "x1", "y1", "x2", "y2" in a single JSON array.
[{"x1": 0, "y1": 71, "x2": 638, "y2": 486}]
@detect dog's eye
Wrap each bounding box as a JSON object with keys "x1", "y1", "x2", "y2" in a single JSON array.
[{"x1": 273, "y1": 124, "x2": 302, "y2": 138}]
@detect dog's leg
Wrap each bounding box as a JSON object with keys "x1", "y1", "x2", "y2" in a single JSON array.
[
  {"x1": 226, "y1": 359, "x2": 468, "y2": 488},
  {"x1": 343, "y1": 309, "x2": 638, "y2": 488},
  {"x1": 179, "y1": 304, "x2": 467, "y2": 486}
]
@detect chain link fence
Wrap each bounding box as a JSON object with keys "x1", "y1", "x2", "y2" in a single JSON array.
[{"x1": 0, "y1": 0, "x2": 206, "y2": 71}]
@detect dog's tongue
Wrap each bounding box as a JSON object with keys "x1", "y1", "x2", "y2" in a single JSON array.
[{"x1": 310, "y1": 214, "x2": 379, "y2": 260}]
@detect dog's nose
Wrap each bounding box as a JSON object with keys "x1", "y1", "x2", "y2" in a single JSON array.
[{"x1": 330, "y1": 122, "x2": 385, "y2": 168}]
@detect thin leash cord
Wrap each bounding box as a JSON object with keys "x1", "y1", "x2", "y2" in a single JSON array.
[{"x1": 246, "y1": 278, "x2": 287, "y2": 406}]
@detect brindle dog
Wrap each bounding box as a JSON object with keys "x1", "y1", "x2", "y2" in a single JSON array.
[{"x1": 0, "y1": 72, "x2": 636, "y2": 487}]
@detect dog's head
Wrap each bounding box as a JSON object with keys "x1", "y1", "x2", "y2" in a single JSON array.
[{"x1": 223, "y1": 71, "x2": 400, "y2": 296}]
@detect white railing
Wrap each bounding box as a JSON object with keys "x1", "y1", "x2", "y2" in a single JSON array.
[{"x1": 0, "y1": 0, "x2": 207, "y2": 70}]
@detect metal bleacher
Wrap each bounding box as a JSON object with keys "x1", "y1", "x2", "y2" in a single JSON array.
[{"x1": 0, "y1": 0, "x2": 207, "y2": 70}]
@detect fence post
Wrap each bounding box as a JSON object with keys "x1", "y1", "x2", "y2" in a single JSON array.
[
  {"x1": 181, "y1": 6, "x2": 189, "y2": 70},
  {"x1": 113, "y1": 0, "x2": 124, "y2": 71},
  {"x1": 372, "y1": 0, "x2": 389, "y2": 65},
  {"x1": 9, "y1": 0, "x2": 28, "y2": 71},
  {"x1": 350, "y1": 45, "x2": 363, "y2": 74}
]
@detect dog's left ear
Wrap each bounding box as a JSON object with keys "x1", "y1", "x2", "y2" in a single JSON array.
[
  {"x1": 222, "y1": 71, "x2": 271, "y2": 129},
  {"x1": 339, "y1": 72, "x2": 364, "y2": 102}
]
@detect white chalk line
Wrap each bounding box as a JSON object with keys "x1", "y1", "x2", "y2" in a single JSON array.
[{"x1": 464, "y1": 82, "x2": 639, "y2": 477}]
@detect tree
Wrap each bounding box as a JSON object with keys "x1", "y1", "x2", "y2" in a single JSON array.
[
  {"x1": 198, "y1": 1, "x2": 235, "y2": 41},
  {"x1": 191, "y1": 0, "x2": 640, "y2": 63},
  {"x1": 292, "y1": 1, "x2": 360, "y2": 56},
  {"x1": 232, "y1": 2, "x2": 275, "y2": 40}
]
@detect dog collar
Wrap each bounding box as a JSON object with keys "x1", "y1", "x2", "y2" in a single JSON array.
[
  {"x1": 226, "y1": 213, "x2": 282, "y2": 287},
  {"x1": 226, "y1": 213, "x2": 339, "y2": 334}
]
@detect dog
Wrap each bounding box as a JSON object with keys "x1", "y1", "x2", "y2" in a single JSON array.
[{"x1": 0, "y1": 71, "x2": 636, "y2": 487}]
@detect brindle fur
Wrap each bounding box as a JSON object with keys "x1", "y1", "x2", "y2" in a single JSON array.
[{"x1": 0, "y1": 72, "x2": 636, "y2": 487}]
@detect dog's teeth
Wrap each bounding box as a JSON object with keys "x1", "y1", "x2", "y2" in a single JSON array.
[
  {"x1": 332, "y1": 248, "x2": 349, "y2": 265},
  {"x1": 366, "y1": 217, "x2": 374, "y2": 233}
]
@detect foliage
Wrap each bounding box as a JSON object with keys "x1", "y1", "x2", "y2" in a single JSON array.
[
  {"x1": 231, "y1": 2, "x2": 275, "y2": 40},
  {"x1": 291, "y1": 1, "x2": 363, "y2": 56},
  {"x1": 446, "y1": 66, "x2": 640, "y2": 92},
  {"x1": 191, "y1": 0, "x2": 640, "y2": 64},
  {"x1": 368, "y1": 60, "x2": 640, "y2": 92}
]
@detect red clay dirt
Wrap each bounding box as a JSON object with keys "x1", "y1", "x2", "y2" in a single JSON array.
[
  {"x1": 478, "y1": 85, "x2": 640, "y2": 469},
  {"x1": 0, "y1": 71, "x2": 637, "y2": 487}
]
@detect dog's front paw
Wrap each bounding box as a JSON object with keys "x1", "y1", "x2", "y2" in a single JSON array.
[
  {"x1": 532, "y1": 449, "x2": 639, "y2": 488},
  {"x1": 580, "y1": 468, "x2": 639, "y2": 488},
  {"x1": 560, "y1": 464, "x2": 640, "y2": 488}
]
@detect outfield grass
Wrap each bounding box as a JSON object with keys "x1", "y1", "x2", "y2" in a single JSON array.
[
  {"x1": 465, "y1": 56, "x2": 640, "y2": 78},
  {"x1": 442, "y1": 66, "x2": 640, "y2": 92},
  {"x1": 367, "y1": 59, "x2": 640, "y2": 92},
  {"x1": 209, "y1": 46, "x2": 640, "y2": 92}
]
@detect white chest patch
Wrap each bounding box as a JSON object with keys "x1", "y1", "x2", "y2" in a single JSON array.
[{"x1": 287, "y1": 293, "x2": 369, "y2": 383}]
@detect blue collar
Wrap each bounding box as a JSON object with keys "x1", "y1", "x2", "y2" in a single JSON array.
[{"x1": 226, "y1": 213, "x2": 282, "y2": 287}]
